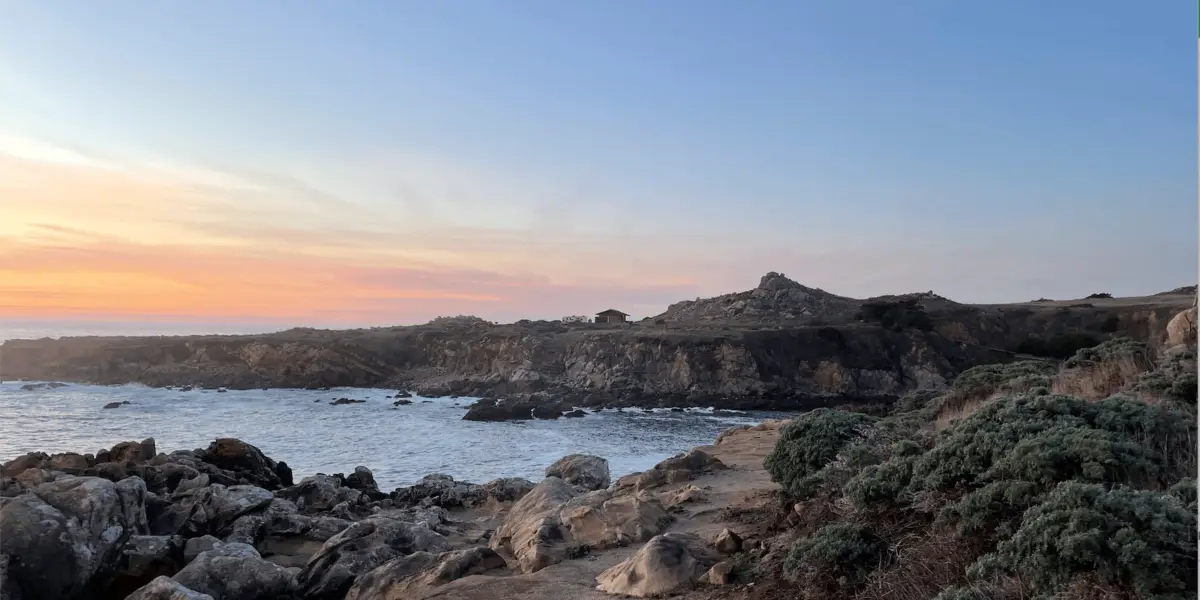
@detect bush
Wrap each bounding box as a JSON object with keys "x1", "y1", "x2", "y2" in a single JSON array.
[
  {"x1": 765, "y1": 409, "x2": 877, "y2": 499},
  {"x1": 950, "y1": 361, "x2": 1055, "y2": 398},
  {"x1": 857, "y1": 299, "x2": 933, "y2": 331},
  {"x1": 1168, "y1": 477, "x2": 1196, "y2": 512},
  {"x1": 786, "y1": 522, "x2": 887, "y2": 591},
  {"x1": 1085, "y1": 292, "x2": 1113, "y2": 299},
  {"x1": 939, "y1": 480, "x2": 1042, "y2": 538},
  {"x1": 1062, "y1": 337, "x2": 1151, "y2": 369},
  {"x1": 912, "y1": 393, "x2": 1195, "y2": 493},
  {"x1": 969, "y1": 482, "x2": 1197, "y2": 599},
  {"x1": 1133, "y1": 346, "x2": 1197, "y2": 411},
  {"x1": 845, "y1": 455, "x2": 918, "y2": 508}
]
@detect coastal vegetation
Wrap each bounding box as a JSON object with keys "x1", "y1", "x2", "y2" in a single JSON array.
[{"x1": 764, "y1": 336, "x2": 1198, "y2": 600}]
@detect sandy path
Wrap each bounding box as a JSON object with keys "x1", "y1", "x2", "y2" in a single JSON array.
[{"x1": 413, "y1": 423, "x2": 785, "y2": 600}]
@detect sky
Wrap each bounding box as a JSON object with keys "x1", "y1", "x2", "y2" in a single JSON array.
[{"x1": 0, "y1": 1, "x2": 1195, "y2": 329}]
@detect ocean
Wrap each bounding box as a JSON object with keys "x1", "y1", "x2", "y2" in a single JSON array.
[{"x1": 0, "y1": 382, "x2": 777, "y2": 489}]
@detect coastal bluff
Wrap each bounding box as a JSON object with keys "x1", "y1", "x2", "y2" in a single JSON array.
[{"x1": 2, "y1": 274, "x2": 1192, "y2": 413}]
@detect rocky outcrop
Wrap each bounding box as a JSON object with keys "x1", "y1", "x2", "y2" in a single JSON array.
[
  {"x1": 343, "y1": 547, "x2": 506, "y2": 600},
  {"x1": 544, "y1": 454, "x2": 611, "y2": 491},
  {"x1": 3, "y1": 276, "x2": 1188, "y2": 414},
  {"x1": 296, "y1": 517, "x2": 451, "y2": 600},
  {"x1": 0, "y1": 476, "x2": 148, "y2": 600},
  {"x1": 125, "y1": 577, "x2": 214, "y2": 600},
  {"x1": 594, "y1": 532, "x2": 720, "y2": 597},
  {"x1": 169, "y1": 542, "x2": 294, "y2": 600},
  {"x1": 1166, "y1": 306, "x2": 1197, "y2": 348}
]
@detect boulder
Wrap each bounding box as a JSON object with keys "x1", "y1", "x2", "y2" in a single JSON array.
[
  {"x1": 125, "y1": 576, "x2": 214, "y2": 600},
  {"x1": 111, "y1": 535, "x2": 186, "y2": 599},
  {"x1": 545, "y1": 454, "x2": 611, "y2": 491},
  {"x1": 1166, "y1": 307, "x2": 1198, "y2": 347},
  {"x1": 616, "y1": 449, "x2": 727, "y2": 491},
  {"x1": 199, "y1": 439, "x2": 285, "y2": 490},
  {"x1": 1, "y1": 452, "x2": 48, "y2": 477},
  {"x1": 0, "y1": 476, "x2": 148, "y2": 600},
  {"x1": 184, "y1": 536, "x2": 222, "y2": 564},
  {"x1": 714, "y1": 528, "x2": 742, "y2": 554},
  {"x1": 278, "y1": 474, "x2": 362, "y2": 514},
  {"x1": 297, "y1": 516, "x2": 451, "y2": 600},
  {"x1": 558, "y1": 489, "x2": 671, "y2": 551},
  {"x1": 344, "y1": 547, "x2": 506, "y2": 600},
  {"x1": 489, "y1": 477, "x2": 578, "y2": 573},
  {"x1": 47, "y1": 453, "x2": 89, "y2": 471},
  {"x1": 151, "y1": 484, "x2": 273, "y2": 538},
  {"x1": 171, "y1": 542, "x2": 294, "y2": 600},
  {"x1": 111, "y1": 438, "x2": 157, "y2": 463},
  {"x1": 706, "y1": 560, "x2": 736, "y2": 585},
  {"x1": 594, "y1": 533, "x2": 719, "y2": 597},
  {"x1": 390, "y1": 474, "x2": 534, "y2": 509},
  {"x1": 344, "y1": 466, "x2": 378, "y2": 494}
]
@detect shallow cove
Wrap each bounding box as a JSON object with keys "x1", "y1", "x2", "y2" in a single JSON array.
[{"x1": 0, "y1": 382, "x2": 779, "y2": 488}]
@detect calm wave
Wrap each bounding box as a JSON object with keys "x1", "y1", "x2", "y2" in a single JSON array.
[{"x1": 0, "y1": 382, "x2": 777, "y2": 488}]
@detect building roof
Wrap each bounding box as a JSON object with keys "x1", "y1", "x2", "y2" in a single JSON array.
[{"x1": 596, "y1": 309, "x2": 629, "y2": 317}]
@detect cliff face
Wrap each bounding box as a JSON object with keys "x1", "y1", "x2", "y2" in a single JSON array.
[{"x1": 2, "y1": 275, "x2": 1193, "y2": 410}]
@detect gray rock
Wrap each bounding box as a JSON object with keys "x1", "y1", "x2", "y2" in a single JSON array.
[
  {"x1": 0, "y1": 476, "x2": 148, "y2": 600},
  {"x1": 297, "y1": 516, "x2": 451, "y2": 600},
  {"x1": 489, "y1": 477, "x2": 579, "y2": 573},
  {"x1": 172, "y1": 542, "x2": 294, "y2": 600},
  {"x1": 184, "y1": 536, "x2": 222, "y2": 564},
  {"x1": 545, "y1": 454, "x2": 611, "y2": 491},
  {"x1": 125, "y1": 576, "x2": 215, "y2": 600},
  {"x1": 345, "y1": 547, "x2": 506, "y2": 600},
  {"x1": 277, "y1": 474, "x2": 362, "y2": 514}
]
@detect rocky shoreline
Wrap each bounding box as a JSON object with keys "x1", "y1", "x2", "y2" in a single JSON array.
[
  {"x1": 1, "y1": 429, "x2": 763, "y2": 600},
  {"x1": 3, "y1": 275, "x2": 1193, "y2": 418}
]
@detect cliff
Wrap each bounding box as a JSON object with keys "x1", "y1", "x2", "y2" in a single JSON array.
[{"x1": 2, "y1": 273, "x2": 1193, "y2": 411}]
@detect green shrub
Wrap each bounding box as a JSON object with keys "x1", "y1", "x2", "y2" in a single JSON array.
[
  {"x1": 950, "y1": 360, "x2": 1054, "y2": 397},
  {"x1": 912, "y1": 393, "x2": 1195, "y2": 492},
  {"x1": 969, "y1": 482, "x2": 1197, "y2": 599},
  {"x1": 1133, "y1": 347, "x2": 1197, "y2": 411},
  {"x1": 1062, "y1": 337, "x2": 1151, "y2": 369},
  {"x1": 1168, "y1": 477, "x2": 1196, "y2": 512},
  {"x1": 765, "y1": 408, "x2": 877, "y2": 499},
  {"x1": 785, "y1": 522, "x2": 887, "y2": 590},
  {"x1": 940, "y1": 480, "x2": 1042, "y2": 537},
  {"x1": 844, "y1": 455, "x2": 918, "y2": 508}
]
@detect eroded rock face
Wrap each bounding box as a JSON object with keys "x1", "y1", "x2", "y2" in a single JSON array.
[
  {"x1": 615, "y1": 449, "x2": 727, "y2": 491},
  {"x1": 170, "y1": 542, "x2": 294, "y2": 600},
  {"x1": 489, "y1": 477, "x2": 579, "y2": 573},
  {"x1": 1166, "y1": 307, "x2": 1198, "y2": 348},
  {"x1": 344, "y1": 547, "x2": 507, "y2": 600},
  {"x1": 297, "y1": 517, "x2": 451, "y2": 600},
  {"x1": 0, "y1": 476, "x2": 148, "y2": 600},
  {"x1": 125, "y1": 576, "x2": 214, "y2": 600},
  {"x1": 559, "y1": 489, "x2": 670, "y2": 551},
  {"x1": 595, "y1": 533, "x2": 719, "y2": 598},
  {"x1": 545, "y1": 454, "x2": 611, "y2": 491}
]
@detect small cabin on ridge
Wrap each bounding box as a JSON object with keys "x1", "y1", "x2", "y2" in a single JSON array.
[{"x1": 595, "y1": 309, "x2": 630, "y2": 324}]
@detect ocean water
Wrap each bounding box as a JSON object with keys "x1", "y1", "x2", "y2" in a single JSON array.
[{"x1": 0, "y1": 382, "x2": 779, "y2": 489}]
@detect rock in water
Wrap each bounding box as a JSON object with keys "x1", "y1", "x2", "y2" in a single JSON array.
[
  {"x1": 594, "y1": 532, "x2": 719, "y2": 597},
  {"x1": 0, "y1": 476, "x2": 148, "y2": 600},
  {"x1": 125, "y1": 576, "x2": 215, "y2": 600},
  {"x1": 545, "y1": 454, "x2": 611, "y2": 491},
  {"x1": 297, "y1": 516, "x2": 451, "y2": 600}
]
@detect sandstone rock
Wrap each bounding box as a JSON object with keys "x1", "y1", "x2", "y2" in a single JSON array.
[
  {"x1": 126, "y1": 576, "x2": 215, "y2": 600},
  {"x1": 0, "y1": 476, "x2": 148, "y2": 600},
  {"x1": 663, "y1": 485, "x2": 706, "y2": 508},
  {"x1": 706, "y1": 560, "x2": 736, "y2": 585},
  {"x1": 111, "y1": 438, "x2": 157, "y2": 463},
  {"x1": 714, "y1": 528, "x2": 742, "y2": 554},
  {"x1": 490, "y1": 477, "x2": 578, "y2": 573},
  {"x1": 297, "y1": 516, "x2": 451, "y2": 600},
  {"x1": 344, "y1": 547, "x2": 507, "y2": 600},
  {"x1": 558, "y1": 489, "x2": 670, "y2": 551},
  {"x1": 595, "y1": 532, "x2": 719, "y2": 597},
  {"x1": 545, "y1": 454, "x2": 611, "y2": 491},
  {"x1": 1166, "y1": 307, "x2": 1197, "y2": 347},
  {"x1": 617, "y1": 449, "x2": 727, "y2": 491},
  {"x1": 47, "y1": 452, "x2": 89, "y2": 471},
  {"x1": 1, "y1": 452, "x2": 47, "y2": 477},
  {"x1": 171, "y1": 542, "x2": 294, "y2": 600}
]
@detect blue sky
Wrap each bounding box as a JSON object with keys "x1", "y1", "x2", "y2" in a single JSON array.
[{"x1": 0, "y1": 1, "x2": 1194, "y2": 325}]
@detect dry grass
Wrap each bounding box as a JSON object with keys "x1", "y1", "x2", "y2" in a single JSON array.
[
  {"x1": 853, "y1": 528, "x2": 981, "y2": 600},
  {"x1": 1051, "y1": 354, "x2": 1156, "y2": 400},
  {"x1": 933, "y1": 376, "x2": 1045, "y2": 431}
]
